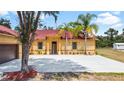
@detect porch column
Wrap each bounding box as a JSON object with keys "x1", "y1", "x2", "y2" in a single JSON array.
[
  {"x1": 58, "y1": 40, "x2": 61, "y2": 55},
  {"x1": 46, "y1": 41, "x2": 50, "y2": 54},
  {"x1": 18, "y1": 43, "x2": 22, "y2": 59}
]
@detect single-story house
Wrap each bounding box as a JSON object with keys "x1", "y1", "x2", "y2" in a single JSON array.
[
  {"x1": 0, "y1": 25, "x2": 96, "y2": 63},
  {"x1": 30, "y1": 30, "x2": 96, "y2": 55}
]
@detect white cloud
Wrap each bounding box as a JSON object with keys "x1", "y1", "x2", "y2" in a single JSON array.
[
  {"x1": 0, "y1": 11, "x2": 8, "y2": 15},
  {"x1": 11, "y1": 11, "x2": 17, "y2": 15},
  {"x1": 96, "y1": 12, "x2": 121, "y2": 25},
  {"x1": 111, "y1": 23, "x2": 123, "y2": 28},
  {"x1": 98, "y1": 12, "x2": 112, "y2": 17},
  {"x1": 40, "y1": 13, "x2": 50, "y2": 20},
  {"x1": 112, "y1": 11, "x2": 120, "y2": 15},
  {"x1": 40, "y1": 14, "x2": 45, "y2": 19}
]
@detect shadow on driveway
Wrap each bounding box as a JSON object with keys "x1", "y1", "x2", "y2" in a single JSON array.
[
  {"x1": 0, "y1": 58, "x2": 90, "y2": 72},
  {"x1": 29, "y1": 58, "x2": 89, "y2": 72},
  {"x1": 0, "y1": 59, "x2": 21, "y2": 72}
]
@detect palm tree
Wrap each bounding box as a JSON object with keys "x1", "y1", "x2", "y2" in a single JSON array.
[
  {"x1": 57, "y1": 23, "x2": 70, "y2": 54},
  {"x1": 0, "y1": 18, "x2": 11, "y2": 28},
  {"x1": 17, "y1": 11, "x2": 59, "y2": 72},
  {"x1": 77, "y1": 13, "x2": 98, "y2": 54},
  {"x1": 67, "y1": 22, "x2": 83, "y2": 37},
  {"x1": 58, "y1": 22, "x2": 83, "y2": 54}
]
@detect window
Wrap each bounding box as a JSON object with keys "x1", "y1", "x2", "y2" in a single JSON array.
[
  {"x1": 38, "y1": 42, "x2": 43, "y2": 49},
  {"x1": 72, "y1": 42, "x2": 77, "y2": 49}
]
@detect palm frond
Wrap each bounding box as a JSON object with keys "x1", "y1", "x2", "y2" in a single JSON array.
[
  {"x1": 42, "y1": 11, "x2": 59, "y2": 23},
  {"x1": 90, "y1": 24, "x2": 98, "y2": 33},
  {"x1": 77, "y1": 13, "x2": 98, "y2": 34}
]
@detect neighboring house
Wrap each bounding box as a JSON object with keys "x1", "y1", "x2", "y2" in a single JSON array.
[
  {"x1": 113, "y1": 43, "x2": 124, "y2": 50},
  {"x1": 30, "y1": 30, "x2": 96, "y2": 55},
  {"x1": 0, "y1": 25, "x2": 21, "y2": 63}
]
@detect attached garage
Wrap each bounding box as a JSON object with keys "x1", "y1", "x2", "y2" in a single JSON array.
[
  {"x1": 0, "y1": 25, "x2": 21, "y2": 64},
  {"x1": 0, "y1": 44, "x2": 18, "y2": 64}
]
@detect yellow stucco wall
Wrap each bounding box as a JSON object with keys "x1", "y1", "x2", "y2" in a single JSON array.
[
  {"x1": 0, "y1": 33, "x2": 95, "y2": 57},
  {"x1": 0, "y1": 33, "x2": 22, "y2": 58},
  {"x1": 30, "y1": 36, "x2": 95, "y2": 55}
]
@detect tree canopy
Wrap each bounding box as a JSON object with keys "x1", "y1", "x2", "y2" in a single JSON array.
[
  {"x1": 96, "y1": 28, "x2": 124, "y2": 48},
  {"x1": 0, "y1": 18, "x2": 11, "y2": 28}
]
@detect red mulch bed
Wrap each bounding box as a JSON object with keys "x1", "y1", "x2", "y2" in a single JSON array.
[{"x1": 1, "y1": 68, "x2": 37, "y2": 81}]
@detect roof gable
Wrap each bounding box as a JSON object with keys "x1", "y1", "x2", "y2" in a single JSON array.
[
  {"x1": 0, "y1": 25, "x2": 17, "y2": 37},
  {"x1": 35, "y1": 30, "x2": 76, "y2": 40}
]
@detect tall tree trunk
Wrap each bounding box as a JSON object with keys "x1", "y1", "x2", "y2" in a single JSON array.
[
  {"x1": 21, "y1": 42, "x2": 30, "y2": 72},
  {"x1": 84, "y1": 31, "x2": 87, "y2": 55}
]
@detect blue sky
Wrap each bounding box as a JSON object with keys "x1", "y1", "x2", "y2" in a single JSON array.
[{"x1": 0, "y1": 11, "x2": 124, "y2": 35}]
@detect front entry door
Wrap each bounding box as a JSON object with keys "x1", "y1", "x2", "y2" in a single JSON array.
[{"x1": 51, "y1": 42, "x2": 57, "y2": 54}]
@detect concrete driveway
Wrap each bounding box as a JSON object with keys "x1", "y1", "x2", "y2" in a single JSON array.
[{"x1": 0, "y1": 55, "x2": 124, "y2": 72}]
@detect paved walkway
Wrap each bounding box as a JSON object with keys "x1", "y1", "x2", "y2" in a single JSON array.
[{"x1": 0, "y1": 55, "x2": 124, "y2": 72}]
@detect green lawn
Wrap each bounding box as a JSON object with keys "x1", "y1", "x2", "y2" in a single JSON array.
[
  {"x1": 96, "y1": 48, "x2": 124, "y2": 62},
  {"x1": 31, "y1": 72, "x2": 124, "y2": 81}
]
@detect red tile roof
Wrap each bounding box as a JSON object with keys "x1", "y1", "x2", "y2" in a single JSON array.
[
  {"x1": 35, "y1": 30, "x2": 75, "y2": 40},
  {"x1": 35, "y1": 30, "x2": 94, "y2": 40},
  {"x1": 35, "y1": 30, "x2": 58, "y2": 39},
  {"x1": 0, "y1": 25, "x2": 17, "y2": 37},
  {"x1": 0, "y1": 26, "x2": 92, "y2": 40}
]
